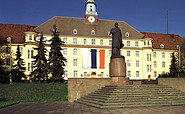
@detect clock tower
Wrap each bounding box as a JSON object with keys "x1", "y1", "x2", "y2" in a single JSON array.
[{"x1": 85, "y1": 0, "x2": 98, "y2": 24}]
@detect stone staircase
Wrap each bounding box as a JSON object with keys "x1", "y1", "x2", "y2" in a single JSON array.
[{"x1": 75, "y1": 85, "x2": 185, "y2": 108}]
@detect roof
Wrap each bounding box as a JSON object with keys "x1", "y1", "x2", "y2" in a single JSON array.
[
  {"x1": 142, "y1": 32, "x2": 183, "y2": 50},
  {"x1": 35, "y1": 16, "x2": 144, "y2": 39},
  {"x1": 0, "y1": 24, "x2": 37, "y2": 44}
]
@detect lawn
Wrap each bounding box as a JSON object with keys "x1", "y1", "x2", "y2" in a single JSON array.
[{"x1": 0, "y1": 82, "x2": 68, "y2": 108}]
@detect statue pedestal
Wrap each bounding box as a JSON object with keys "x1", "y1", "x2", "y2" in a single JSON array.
[{"x1": 109, "y1": 57, "x2": 131, "y2": 85}]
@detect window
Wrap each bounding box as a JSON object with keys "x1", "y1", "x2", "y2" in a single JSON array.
[
  {"x1": 20, "y1": 47, "x2": 23, "y2": 54},
  {"x1": 136, "y1": 51, "x2": 139, "y2": 57},
  {"x1": 92, "y1": 39, "x2": 95, "y2": 45},
  {"x1": 73, "y1": 29, "x2": 77, "y2": 34},
  {"x1": 148, "y1": 41, "x2": 150, "y2": 45},
  {"x1": 127, "y1": 60, "x2": 131, "y2": 67},
  {"x1": 128, "y1": 71, "x2": 131, "y2": 77},
  {"x1": 6, "y1": 58, "x2": 10, "y2": 65},
  {"x1": 109, "y1": 40, "x2": 112, "y2": 45},
  {"x1": 63, "y1": 48, "x2": 67, "y2": 55},
  {"x1": 100, "y1": 40, "x2": 103, "y2": 45},
  {"x1": 73, "y1": 38, "x2": 77, "y2": 44},
  {"x1": 6, "y1": 47, "x2": 10, "y2": 54},
  {"x1": 31, "y1": 50, "x2": 34, "y2": 58},
  {"x1": 29, "y1": 35, "x2": 32, "y2": 40},
  {"x1": 74, "y1": 71, "x2": 78, "y2": 78},
  {"x1": 144, "y1": 41, "x2": 146, "y2": 45},
  {"x1": 147, "y1": 65, "x2": 149, "y2": 72},
  {"x1": 170, "y1": 53, "x2": 173, "y2": 58},
  {"x1": 150, "y1": 54, "x2": 151, "y2": 61},
  {"x1": 28, "y1": 50, "x2": 30, "y2": 59},
  {"x1": 64, "y1": 71, "x2": 68, "y2": 78},
  {"x1": 125, "y1": 32, "x2": 129, "y2": 37},
  {"x1": 135, "y1": 41, "x2": 139, "y2": 47},
  {"x1": 154, "y1": 61, "x2": 157, "y2": 68},
  {"x1": 84, "y1": 72, "x2": 87, "y2": 78},
  {"x1": 73, "y1": 49, "x2": 77, "y2": 55},
  {"x1": 136, "y1": 71, "x2": 139, "y2": 77},
  {"x1": 127, "y1": 41, "x2": 130, "y2": 46},
  {"x1": 74, "y1": 59, "x2": 77, "y2": 66},
  {"x1": 28, "y1": 63, "x2": 30, "y2": 71},
  {"x1": 108, "y1": 32, "x2": 111, "y2": 36},
  {"x1": 31, "y1": 62, "x2": 34, "y2": 71},
  {"x1": 101, "y1": 72, "x2": 104, "y2": 78},
  {"x1": 162, "y1": 62, "x2": 165, "y2": 68},
  {"x1": 43, "y1": 37, "x2": 47, "y2": 42},
  {"x1": 63, "y1": 38, "x2": 67, "y2": 44},
  {"x1": 160, "y1": 44, "x2": 164, "y2": 49},
  {"x1": 109, "y1": 50, "x2": 112, "y2": 56},
  {"x1": 84, "y1": 39, "x2": 87, "y2": 44},
  {"x1": 127, "y1": 51, "x2": 130, "y2": 56},
  {"x1": 150, "y1": 65, "x2": 152, "y2": 72},
  {"x1": 91, "y1": 30, "x2": 95, "y2": 35},
  {"x1": 64, "y1": 61, "x2": 67, "y2": 66},
  {"x1": 147, "y1": 54, "x2": 149, "y2": 61},
  {"x1": 154, "y1": 71, "x2": 157, "y2": 77},
  {"x1": 136, "y1": 60, "x2": 139, "y2": 67},
  {"x1": 162, "y1": 52, "x2": 165, "y2": 58},
  {"x1": 153, "y1": 52, "x2": 156, "y2": 58}
]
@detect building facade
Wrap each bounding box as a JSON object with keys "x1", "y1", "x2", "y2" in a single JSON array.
[{"x1": 0, "y1": 0, "x2": 183, "y2": 80}]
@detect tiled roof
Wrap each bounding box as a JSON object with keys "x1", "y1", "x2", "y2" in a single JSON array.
[
  {"x1": 0, "y1": 24, "x2": 37, "y2": 44},
  {"x1": 142, "y1": 32, "x2": 183, "y2": 50},
  {"x1": 35, "y1": 16, "x2": 144, "y2": 39}
]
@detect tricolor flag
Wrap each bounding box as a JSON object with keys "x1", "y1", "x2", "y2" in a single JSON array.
[{"x1": 82, "y1": 49, "x2": 105, "y2": 69}]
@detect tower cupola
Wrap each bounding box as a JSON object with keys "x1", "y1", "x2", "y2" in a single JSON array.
[{"x1": 85, "y1": 0, "x2": 98, "y2": 24}]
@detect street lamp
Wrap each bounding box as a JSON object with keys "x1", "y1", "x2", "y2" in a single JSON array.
[{"x1": 7, "y1": 37, "x2": 13, "y2": 84}]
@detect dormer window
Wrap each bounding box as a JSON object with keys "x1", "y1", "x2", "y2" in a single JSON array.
[
  {"x1": 125, "y1": 32, "x2": 129, "y2": 37},
  {"x1": 29, "y1": 35, "x2": 32, "y2": 40},
  {"x1": 73, "y1": 29, "x2": 77, "y2": 34},
  {"x1": 91, "y1": 30, "x2": 95, "y2": 35},
  {"x1": 160, "y1": 44, "x2": 164, "y2": 49}
]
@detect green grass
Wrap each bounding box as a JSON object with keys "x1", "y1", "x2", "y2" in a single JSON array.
[{"x1": 0, "y1": 82, "x2": 68, "y2": 108}]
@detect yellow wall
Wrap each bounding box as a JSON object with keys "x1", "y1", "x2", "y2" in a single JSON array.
[{"x1": 3, "y1": 32, "x2": 176, "y2": 80}]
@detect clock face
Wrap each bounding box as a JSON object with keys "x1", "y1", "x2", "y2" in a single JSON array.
[{"x1": 88, "y1": 16, "x2": 95, "y2": 23}]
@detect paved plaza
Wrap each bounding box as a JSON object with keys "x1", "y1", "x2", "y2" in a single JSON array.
[{"x1": 0, "y1": 101, "x2": 185, "y2": 114}]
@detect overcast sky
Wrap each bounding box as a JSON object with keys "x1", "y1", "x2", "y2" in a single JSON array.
[{"x1": 0, "y1": 0, "x2": 185, "y2": 37}]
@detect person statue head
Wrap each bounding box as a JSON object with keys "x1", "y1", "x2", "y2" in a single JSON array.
[{"x1": 114, "y1": 22, "x2": 118, "y2": 27}]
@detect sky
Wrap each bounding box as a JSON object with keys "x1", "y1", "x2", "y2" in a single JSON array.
[{"x1": 0, "y1": 0, "x2": 185, "y2": 37}]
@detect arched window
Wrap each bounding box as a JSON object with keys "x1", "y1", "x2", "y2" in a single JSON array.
[
  {"x1": 73, "y1": 29, "x2": 77, "y2": 34},
  {"x1": 160, "y1": 44, "x2": 164, "y2": 49},
  {"x1": 91, "y1": 30, "x2": 95, "y2": 35},
  {"x1": 125, "y1": 32, "x2": 129, "y2": 37}
]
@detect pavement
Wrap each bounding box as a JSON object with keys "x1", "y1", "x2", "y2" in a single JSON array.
[{"x1": 0, "y1": 101, "x2": 185, "y2": 114}]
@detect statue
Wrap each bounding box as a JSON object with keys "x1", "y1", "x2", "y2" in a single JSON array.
[{"x1": 110, "y1": 22, "x2": 124, "y2": 58}]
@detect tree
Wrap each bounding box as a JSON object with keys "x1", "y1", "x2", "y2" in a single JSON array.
[
  {"x1": 0, "y1": 58, "x2": 9, "y2": 83},
  {"x1": 169, "y1": 53, "x2": 179, "y2": 77},
  {"x1": 12, "y1": 45, "x2": 26, "y2": 82},
  {"x1": 48, "y1": 25, "x2": 66, "y2": 82},
  {"x1": 30, "y1": 33, "x2": 48, "y2": 82}
]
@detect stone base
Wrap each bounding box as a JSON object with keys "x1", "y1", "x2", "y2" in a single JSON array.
[
  {"x1": 111, "y1": 77, "x2": 132, "y2": 85},
  {"x1": 109, "y1": 57, "x2": 126, "y2": 77},
  {"x1": 109, "y1": 57, "x2": 132, "y2": 85}
]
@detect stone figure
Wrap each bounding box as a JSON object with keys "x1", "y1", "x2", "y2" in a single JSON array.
[{"x1": 110, "y1": 22, "x2": 124, "y2": 58}]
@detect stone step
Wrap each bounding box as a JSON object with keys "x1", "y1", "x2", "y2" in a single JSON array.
[
  {"x1": 83, "y1": 95, "x2": 185, "y2": 101},
  {"x1": 75, "y1": 85, "x2": 185, "y2": 108},
  {"x1": 90, "y1": 92, "x2": 185, "y2": 96},
  {"x1": 101, "y1": 102, "x2": 185, "y2": 108},
  {"x1": 82, "y1": 97, "x2": 185, "y2": 103},
  {"x1": 77, "y1": 98, "x2": 185, "y2": 107},
  {"x1": 93, "y1": 90, "x2": 181, "y2": 94}
]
